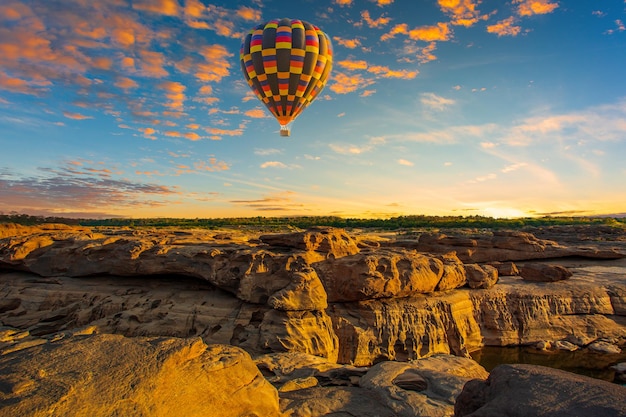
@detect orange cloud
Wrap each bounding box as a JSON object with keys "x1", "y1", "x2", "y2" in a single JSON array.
[
  {"x1": 159, "y1": 81, "x2": 186, "y2": 110},
  {"x1": 0, "y1": 71, "x2": 49, "y2": 95},
  {"x1": 236, "y1": 6, "x2": 261, "y2": 21},
  {"x1": 368, "y1": 65, "x2": 418, "y2": 79},
  {"x1": 140, "y1": 127, "x2": 157, "y2": 139},
  {"x1": 375, "y1": 0, "x2": 394, "y2": 5},
  {"x1": 205, "y1": 126, "x2": 245, "y2": 137},
  {"x1": 245, "y1": 108, "x2": 270, "y2": 118},
  {"x1": 333, "y1": 37, "x2": 361, "y2": 49},
  {"x1": 63, "y1": 111, "x2": 93, "y2": 120},
  {"x1": 382, "y1": 22, "x2": 451, "y2": 42},
  {"x1": 195, "y1": 45, "x2": 231, "y2": 82},
  {"x1": 408, "y1": 22, "x2": 452, "y2": 41},
  {"x1": 137, "y1": 50, "x2": 168, "y2": 78},
  {"x1": 194, "y1": 158, "x2": 230, "y2": 172},
  {"x1": 417, "y1": 42, "x2": 438, "y2": 63},
  {"x1": 334, "y1": 0, "x2": 353, "y2": 6},
  {"x1": 184, "y1": 0, "x2": 205, "y2": 18},
  {"x1": 115, "y1": 77, "x2": 138, "y2": 90},
  {"x1": 381, "y1": 23, "x2": 409, "y2": 41},
  {"x1": 329, "y1": 72, "x2": 375, "y2": 94},
  {"x1": 338, "y1": 59, "x2": 369, "y2": 70},
  {"x1": 359, "y1": 10, "x2": 391, "y2": 28},
  {"x1": 132, "y1": 0, "x2": 180, "y2": 16},
  {"x1": 514, "y1": 0, "x2": 559, "y2": 17},
  {"x1": 438, "y1": 0, "x2": 485, "y2": 27},
  {"x1": 487, "y1": 17, "x2": 522, "y2": 37}
]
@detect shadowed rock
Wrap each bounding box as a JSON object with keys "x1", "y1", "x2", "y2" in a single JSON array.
[
  {"x1": 520, "y1": 262, "x2": 573, "y2": 282},
  {"x1": 454, "y1": 364, "x2": 626, "y2": 417}
]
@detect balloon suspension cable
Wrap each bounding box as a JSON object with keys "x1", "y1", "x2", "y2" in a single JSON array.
[{"x1": 279, "y1": 124, "x2": 291, "y2": 137}]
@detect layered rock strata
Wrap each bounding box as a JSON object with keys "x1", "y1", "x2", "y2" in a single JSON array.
[{"x1": 1, "y1": 224, "x2": 626, "y2": 367}]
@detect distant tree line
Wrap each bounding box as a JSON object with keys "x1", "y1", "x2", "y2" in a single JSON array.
[{"x1": 1, "y1": 212, "x2": 625, "y2": 230}]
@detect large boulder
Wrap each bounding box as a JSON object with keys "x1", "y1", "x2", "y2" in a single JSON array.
[
  {"x1": 520, "y1": 262, "x2": 573, "y2": 282},
  {"x1": 464, "y1": 264, "x2": 499, "y2": 289},
  {"x1": 315, "y1": 249, "x2": 467, "y2": 302},
  {"x1": 259, "y1": 227, "x2": 360, "y2": 261},
  {"x1": 454, "y1": 363, "x2": 626, "y2": 417},
  {"x1": 359, "y1": 355, "x2": 489, "y2": 417},
  {"x1": 0, "y1": 334, "x2": 281, "y2": 417}
]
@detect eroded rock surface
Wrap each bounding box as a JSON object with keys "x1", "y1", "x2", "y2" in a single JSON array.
[
  {"x1": 1, "y1": 224, "x2": 626, "y2": 366},
  {"x1": 0, "y1": 333, "x2": 281, "y2": 417},
  {"x1": 392, "y1": 229, "x2": 626, "y2": 262},
  {"x1": 1, "y1": 223, "x2": 626, "y2": 416}
]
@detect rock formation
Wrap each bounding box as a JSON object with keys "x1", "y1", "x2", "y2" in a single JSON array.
[
  {"x1": 1, "y1": 223, "x2": 626, "y2": 367},
  {"x1": 0, "y1": 333, "x2": 281, "y2": 417},
  {"x1": 454, "y1": 364, "x2": 626, "y2": 417},
  {"x1": 392, "y1": 229, "x2": 625, "y2": 262},
  {"x1": 2, "y1": 223, "x2": 626, "y2": 416}
]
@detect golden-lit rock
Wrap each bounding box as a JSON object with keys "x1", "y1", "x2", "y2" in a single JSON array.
[
  {"x1": 0, "y1": 334, "x2": 281, "y2": 417},
  {"x1": 315, "y1": 249, "x2": 467, "y2": 302},
  {"x1": 259, "y1": 226, "x2": 360, "y2": 260}
]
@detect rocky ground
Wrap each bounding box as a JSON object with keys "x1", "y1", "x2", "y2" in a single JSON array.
[{"x1": 1, "y1": 223, "x2": 626, "y2": 416}]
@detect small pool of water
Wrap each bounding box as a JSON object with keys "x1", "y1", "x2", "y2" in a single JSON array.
[{"x1": 471, "y1": 346, "x2": 626, "y2": 384}]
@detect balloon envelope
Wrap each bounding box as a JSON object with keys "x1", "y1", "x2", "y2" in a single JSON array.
[{"x1": 240, "y1": 18, "x2": 333, "y2": 135}]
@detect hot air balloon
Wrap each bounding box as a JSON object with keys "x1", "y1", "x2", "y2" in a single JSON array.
[{"x1": 240, "y1": 18, "x2": 333, "y2": 136}]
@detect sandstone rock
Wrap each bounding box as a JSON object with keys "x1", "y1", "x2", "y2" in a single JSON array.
[
  {"x1": 0, "y1": 223, "x2": 92, "y2": 239},
  {"x1": 454, "y1": 364, "x2": 626, "y2": 417},
  {"x1": 464, "y1": 264, "x2": 499, "y2": 289},
  {"x1": 588, "y1": 340, "x2": 621, "y2": 354},
  {"x1": 392, "y1": 229, "x2": 625, "y2": 263},
  {"x1": 280, "y1": 386, "x2": 398, "y2": 417},
  {"x1": 469, "y1": 275, "x2": 626, "y2": 347},
  {"x1": 278, "y1": 376, "x2": 319, "y2": 392},
  {"x1": 277, "y1": 354, "x2": 487, "y2": 417},
  {"x1": 259, "y1": 226, "x2": 360, "y2": 260},
  {"x1": 255, "y1": 351, "x2": 368, "y2": 390},
  {"x1": 486, "y1": 261, "x2": 519, "y2": 276},
  {"x1": 315, "y1": 249, "x2": 467, "y2": 303},
  {"x1": 267, "y1": 267, "x2": 328, "y2": 311},
  {"x1": 329, "y1": 291, "x2": 484, "y2": 365},
  {"x1": 259, "y1": 309, "x2": 339, "y2": 362},
  {"x1": 536, "y1": 340, "x2": 551, "y2": 350},
  {"x1": 520, "y1": 263, "x2": 573, "y2": 282},
  {"x1": 0, "y1": 334, "x2": 281, "y2": 417},
  {"x1": 554, "y1": 340, "x2": 579, "y2": 351},
  {"x1": 359, "y1": 355, "x2": 488, "y2": 417},
  {"x1": 435, "y1": 253, "x2": 468, "y2": 291}
]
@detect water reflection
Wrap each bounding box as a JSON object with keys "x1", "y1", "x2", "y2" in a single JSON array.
[{"x1": 471, "y1": 346, "x2": 626, "y2": 384}]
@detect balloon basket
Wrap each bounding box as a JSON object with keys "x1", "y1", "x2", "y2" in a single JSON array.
[{"x1": 280, "y1": 125, "x2": 291, "y2": 137}]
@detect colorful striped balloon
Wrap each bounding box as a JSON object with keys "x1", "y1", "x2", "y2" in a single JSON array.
[{"x1": 240, "y1": 18, "x2": 333, "y2": 136}]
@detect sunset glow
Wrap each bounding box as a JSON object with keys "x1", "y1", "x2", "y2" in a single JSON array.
[{"x1": 1, "y1": 0, "x2": 625, "y2": 219}]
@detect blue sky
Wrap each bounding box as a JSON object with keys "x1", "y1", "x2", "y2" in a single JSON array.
[{"x1": 1, "y1": 0, "x2": 625, "y2": 219}]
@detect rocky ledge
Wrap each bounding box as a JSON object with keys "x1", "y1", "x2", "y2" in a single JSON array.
[{"x1": 1, "y1": 223, "x2": 626, "y2": 416}]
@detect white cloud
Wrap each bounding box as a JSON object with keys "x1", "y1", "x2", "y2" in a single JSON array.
[
  {"x1": 329, "y1": 143, "x2": 373, "y2": 154},
  {"x1": 420, "y1": 92, "x2": 455, "y2": 111},
  {"x1": 398, "y1": 158, "x2": 414, "y2": 166},
  {"x1": 260, "y1": 161, "x2": 287, "y2": 168},
  {"x1": 255, "y1": 148, "x2": 282, "y2": 156}
]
